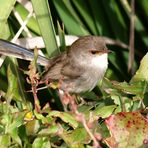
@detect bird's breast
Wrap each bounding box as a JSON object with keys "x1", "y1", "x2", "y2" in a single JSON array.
[
  {"x1": 85, "y1": 53, "x2": 108, "y2": 91},
  {"x1": 59, "y1": 54, "x2": 108, "y2": 93}
]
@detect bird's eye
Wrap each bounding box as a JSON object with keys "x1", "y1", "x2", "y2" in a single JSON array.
[{"x1": 90, "y1": 50, "x2": 98, "y2": 55}]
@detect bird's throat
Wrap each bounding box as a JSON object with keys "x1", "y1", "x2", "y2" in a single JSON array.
[{"x1": 91, "y1": 53, "x2": 108, "y2": 71}]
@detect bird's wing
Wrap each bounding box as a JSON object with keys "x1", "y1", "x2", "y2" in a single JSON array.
[
  {"x1": 42, "y1": 53, "x2": 67, "y2": 80},
  {"x1": 61, "y1": 60, "x2": 84, "y2": 79},
  {"x1": 42, "y1": 53, "x2": 85, "y2": 81}
]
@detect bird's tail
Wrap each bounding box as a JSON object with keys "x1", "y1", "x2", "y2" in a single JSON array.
[{"x1": 0, "y1": 39, "x2": 49, "y2": 66}]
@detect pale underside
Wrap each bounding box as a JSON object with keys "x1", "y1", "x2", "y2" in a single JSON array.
[{"x1": 43, "y1": 53, "x2": 108, "y2": 93}]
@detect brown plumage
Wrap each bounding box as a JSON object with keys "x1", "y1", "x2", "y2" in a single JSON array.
[{"x1": 0, "y1": 36, "x2": 110, "y2": 93}]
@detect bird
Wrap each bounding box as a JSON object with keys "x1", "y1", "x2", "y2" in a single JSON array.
[{"x1": 0, "y1": 36, "x2": 110, "y2": 94}]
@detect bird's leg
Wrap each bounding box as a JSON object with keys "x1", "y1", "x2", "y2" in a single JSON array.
[
  {"x1": 58, "y1": 90, "x2": 78, "y2": 113},
  {"x1": 58, "y1": 90, "x2": 69, "y2": 111},
  {"x1": 57, "y1": 78, "x2": 78, "y2": 112},
  {"x1": 68, "y1": 93, "x2": 78, "y2": 113}
]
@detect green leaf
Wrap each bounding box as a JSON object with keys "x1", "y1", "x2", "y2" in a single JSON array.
[
  {"x1": 18, "y1": 125, "x2": 28, "y2": 144},
  {"x1": 61, "y1": 127, "x2": 87, "y2": 146},
  {"x1": 10, "y1": 128, "x2": 22, "y2": 146},
  {"x1": 57, "y1": 21, "x2": 66, "y2": 52},
  {"x1": 38, "y1": 125, "x2": 59, "y2": 135},
  {"x1": 32, "y1": 137, "x2": 51, "y2": 148},
  {"x1": 102, "y1": 0, "x2": 128, "y2": 42},
  {"x1": 31, "y1": 0, "x2": 59, "y2": 57},
  {"x1": 0, "y1": 134, "x2": 11, "y2": 147},
  {"x1": 120, "y1": 0, "x2": 148, "y2": 47},
  {"x1": 5, "y1": 64, "x2": 23, "y2": 102},
  {"x1": 103, "y1": 78, "x2": 148, "y2": 96},
  {"x1": 25, "y1": 119, "x2": 40, "y2": 135},
  {"x1": 0, "y1": 0, "x2": 16, "y2": 39},
  {"x1": 52, "y1": 0, "x2": 89, "y2": 35},
  {"x1": 72, "y1": 0, "x2": 98, "y2": 34},
  {"x1": 88, "y1": 0, "x2": 105, "y2": 35},
  {"x1": 136, "y1": 0, "x2": 148, "y2": 20},
  {"x1": 34, "y1": 110, "x2": 52, "y2": 124},
  {"x1": 49, "y1": 111, "x2": 78, "y2": 129},
  {"x1": 111, "y1": 81, "x2": 147, "y2": 95},
  {"x1": 7, "y1": 111, "x2": 26, "y2": 146},
  {"x1": 15, "y1": 2, "x2": 40, "y2": 35},
  {"x1": 131, "y1": 52, "x2": 148, "y2": 82},
  {"x1": 94, "y1": 105, "x2": 118, "y2": 118}
]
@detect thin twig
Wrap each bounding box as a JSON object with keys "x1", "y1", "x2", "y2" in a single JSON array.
[
  {"x1": 128, "y1": 0, "x2": 135, "y2": 74},
  {"x1": 102, "y1": 37, "x2": 129, "y2": 49},
  {"x1": 15, "y1": 35, "x2": 129, "y2": 50},
  {"x1": 76, "y1": 112, "x2": 101, "y2": 148},
  {"x1": 12, "y1": 8, "x2": 33, "y2": 42},
  {"x1": 31, "y1": 81, "x2": 40, "y2": 112}
]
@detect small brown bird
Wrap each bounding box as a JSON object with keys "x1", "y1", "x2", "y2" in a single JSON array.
[{"x1": 0, "y1": 36, "x2": 110, "y2": 94}]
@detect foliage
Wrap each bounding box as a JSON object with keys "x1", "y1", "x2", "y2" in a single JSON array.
[{"x1": 0, "y1": 0, "x2": 148, "y2": 147}]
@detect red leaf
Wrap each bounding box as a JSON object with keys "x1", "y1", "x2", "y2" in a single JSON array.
[{"x1": 104, "y1": 112, "x2": 148, "y2": 147}]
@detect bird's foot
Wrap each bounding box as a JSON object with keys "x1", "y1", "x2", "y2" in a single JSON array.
[{"x1": 59, "y1": 91, "x2": 78, "y2": 113}]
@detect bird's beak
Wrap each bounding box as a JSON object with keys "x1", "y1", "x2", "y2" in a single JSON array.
[
  {"x1": 101, "y1": 49, "x2": 112, "y2": 54},
  {"x1": 89, "y1": 48, "x2": 112, "y2": 55}
]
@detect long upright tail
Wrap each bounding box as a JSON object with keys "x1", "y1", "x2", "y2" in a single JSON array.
[{"x1": 0, "y1": 39, "x2": 49, "y2": 66}]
